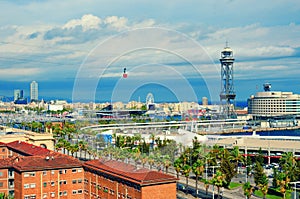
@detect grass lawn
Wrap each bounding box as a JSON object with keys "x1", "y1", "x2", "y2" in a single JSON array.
[
  {"x1": 254, "y1": 188, "x2": 292, "y2": 199},
  {"x1": 229, "y1": 182, "x2": 242, "y2": 189}
]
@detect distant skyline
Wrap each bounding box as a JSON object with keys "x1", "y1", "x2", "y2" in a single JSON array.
[{"x1": 1, "y1": 0, "x2": 300, "y2": 103}]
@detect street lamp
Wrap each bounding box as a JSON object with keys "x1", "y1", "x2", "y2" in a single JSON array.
[
  {"x1": 245, "y1": 165, "x2": 252, "y2": 183},
  {"x1": 206, "y1": 165, "x2": 220, "y2": 199}
]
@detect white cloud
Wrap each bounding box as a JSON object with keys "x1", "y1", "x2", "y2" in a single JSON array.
[
  {"x1": 104, "y1": 16, "x2": 128, "y2": 30},
  {"x1": 63, "y1": 14, "x2": 102, "y2": 31}
]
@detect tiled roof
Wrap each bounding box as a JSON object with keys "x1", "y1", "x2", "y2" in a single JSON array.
[
  {"x1": 0, "y1": 156, "x2": 19, "y2": 169},
  {"x1": 13, "y1": 155, "x2": 83, "y2": 172},
  {"x1": 84, "y1": 159, "x2": 177, "y2": 186},
  {"x1": 6, "y1": 141, "x2": 51, "y2": 156}
]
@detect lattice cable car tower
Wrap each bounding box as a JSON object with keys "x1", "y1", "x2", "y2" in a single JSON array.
[{"x1": 219, "y1": 43, "x2": 236, "y2": 118}]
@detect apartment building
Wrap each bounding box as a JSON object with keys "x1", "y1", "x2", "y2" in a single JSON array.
[
  {"x1": 0, "y1": 141, "x2": 177, "y2": 199},
  {"x1": 0, "y1": 141, "x2": 84, "y2": 199},
  {"x1": 13, "y1": 155, "x2": 84, "y2": 199},
  {"x1": 84, "y1": 159, "x2": 177, "y2": 199}
]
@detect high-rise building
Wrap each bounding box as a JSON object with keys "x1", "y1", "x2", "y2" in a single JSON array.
[
  {"x1": 13, "y1": 89, "x2": 23, "y2": 101},
  {"x1": 30, "y1": 81, "x2": 38, "y2": 102}
]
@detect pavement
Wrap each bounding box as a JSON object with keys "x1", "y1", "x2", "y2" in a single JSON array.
[{"x1": 177, "y1": 175, "x2": 261, "y2": 199}]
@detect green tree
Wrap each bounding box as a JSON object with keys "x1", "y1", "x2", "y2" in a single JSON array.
[
  {"x1": 255, "y1": 148, "x2": 264, "y2": 166},
  {"x1": 181, "y1": 164, "x2": 191, "y2": 194},
  {"x1": 192, "y1": 159, "x2": 204, "y2": 196},
  {"x1": 243, "y1": 182, "x2": 253, "y2": 199},
  {"x1": 204, "y1": 179, "x2": 210, "y2": 196},
  {"x1": 162, "y1": 155, "x2": 171, "y2": 174},
  {"x1": 220, "y1": 154, "x2": 236, "y2": 188},
  {"x1": 277, "y1": 172, "x2": 290, "y2": 199},
  {"x1": 253, "y1": 162, "x2": 265, "y2": 186},
  {"x1": 230, "y1": 146, "x2": 244, "y2": 171},
  {"x1": 174, "y1": 158, "x2": 183, "y2": 179},
  {"x1": 258, "y1": 174, "x2": 269, "y2": 199},
  {"x1": 211, "y1": 170, "x2": 227, "y2": 198}
]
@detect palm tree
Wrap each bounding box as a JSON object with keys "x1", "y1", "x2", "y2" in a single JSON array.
[
  {"x1": 174, "y1": 158, "x2": 183, "y2": 179},
  {"x1": 258, "y1": 174, "x2": 269, "y2": 199},
  {"x1": 45, "y1": 121, "x2": 52, "y2": 133},
  {"x1": 204, "y1": 179, "x2": 210, "y2": 197},
  {"x1": 78, "y1": 141, "x2": 88, "y2": 159},
  {"x1": 280, "y1": 151, "x2": 297, "y2": 181},
  {"x1": 277, "y1": 172, "x2": 290, "y2": 199},
  {"x1": 181, "y1": 164, "x2": 191, "y2": 194},
  {"x1": 148, "y1": 154, "x2": 155, "y2": 169},
  {"x1": 141, "y1": 154, "x2": 148, "y2": 168},
  {"x1": 211, "y1": 170, "x2": 227, "y2": 199},
  {"x1": 162, "y1": 155, "x2": 171, "y2": 174},
  {"x1": 230, "y1": 146, "x2": 244, "y2": 172},
  {"x1": 243, "y1": 182, "x2": 253, "y2": 199},
  {"x1": 192, "y1": 159, "x2": 204, "y2": 196},
  {"x1": 132, "y1": 148, "x2": 141, "y2": 166},
  {"x1": 69, "y1": 144, "x2": 79, "y2": 157}
]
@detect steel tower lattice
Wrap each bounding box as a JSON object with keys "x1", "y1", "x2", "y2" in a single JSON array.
[{"x1": 219, "y1": 44, "x2": 236, "y2": 118}]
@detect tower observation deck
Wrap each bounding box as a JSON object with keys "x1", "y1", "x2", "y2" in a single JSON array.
[{"x1": 219, "y1": 45, "x2": 236, "y2": 118}]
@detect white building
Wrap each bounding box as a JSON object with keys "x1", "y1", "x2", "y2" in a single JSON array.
[
  {"x1": 30, "y1": 81, "x2": 38, "y2": 102},
  {"x1": 248, "y1": 91, "x2": 300, "y2": 117}
]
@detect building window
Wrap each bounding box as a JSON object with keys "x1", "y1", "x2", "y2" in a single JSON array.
[
  {"x1": 2, "y1": 148, "x2": 5, "y2": 152},
  {"x1": 24, "y1": 184, "x2": 29, "y2": 189},
  {"x1": 63, "y1": 191, "x2": 67, "y2": 196},
  {"x1": 59, "y1": 169, "x2": 67, "y2": 174},
  {"x1": 24, "y1": 195, "x2": 30, "y2": 199},
  {"x1": 30, "y1": 183, "x2": 36, "y2": 188},
  {"x1": 72, "y1": 180, "x2": 77, "y2": 184},
  {"x1": 78, "y1": 179, "x2": 82, "y2": 183},
  {"x1": 72, "y1": 190, "x2": 77, "y2": 194},
  {"x1": 78, "y1": 190, "x2": 83, "y2": 194},
  {"x1": 59, "y1": 180, "x2": 67, "y2": 185},
  {"x1": 43, "y1": 171, "x2": 47, "y2": 176},
  {"x1": 43, "y1": 193, "x2": 47, "y2": 199},
  {"x1": 50, "y1": 193, "x2": 55, "y2": 198},
  {"x1": 30, "y1": 195, "x2": 36, "y2": 199},
  {"x1": 51, "y1": 170, "x2": 55, "y2": 175},
  {"x1": 24, "y1": 172, "x2": 35, "y2": 177},
  {"x1": 78, "y1": 168, "x2": 82, "y2": 172},
  {"x1": 8, "y1": 170, "x2": 13, "y2": 177},
  {"x1": 43, "y1": 182, "x2": 47, "y2": 187},
  {"x1": 0, "y1": 172, "x2": 3, "y2": 177},
  {"x1": 51, "y1": 181, "x2": 55, "y2": 186},
  {"x1": 0, "y1": 182, "x2": 3, "y2": 187},
  {"x1": 72, "y1": 169, "x2": 77, "y2": 173}
]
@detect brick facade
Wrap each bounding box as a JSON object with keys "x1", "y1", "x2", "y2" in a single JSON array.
[
  {"x1": 0, "y1": 141, "x2": 178, "y2": 199},
  {"x1": 14, "y1": 166, "x2": 84, "y2": 199},
  {"x1": 84, "y1": 159, "x2": 177, "y2": 199}
]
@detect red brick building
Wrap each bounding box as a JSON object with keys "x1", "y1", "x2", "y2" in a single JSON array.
[
  {"x1": 0, "y1": 141, "x2": 178, "y2": 199},
  {"x1": 0, "y1": 141, "x2": 84, "y2": 199},
  {"x1": 13, "y1": 155, "x2": 84, "y2": 199},
  {"x1": 84, "y1": 159, "x2": 177, "y2": 199}
]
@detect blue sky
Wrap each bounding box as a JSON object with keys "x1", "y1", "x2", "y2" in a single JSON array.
[{"x1": 0, "y1": 0, "x2": 300, "y2": 103}]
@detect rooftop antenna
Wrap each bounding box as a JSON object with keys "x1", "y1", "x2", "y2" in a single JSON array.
[{"x1": 225, "y1": 40, "x2": 228, "y2": 47}]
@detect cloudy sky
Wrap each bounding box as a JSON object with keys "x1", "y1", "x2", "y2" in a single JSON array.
[{"x1": 1, "y1": 0, "x2": 300, "y2": 103}]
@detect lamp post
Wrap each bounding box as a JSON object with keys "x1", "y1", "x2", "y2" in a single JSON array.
[
  {"x1": 209, "y1": 165, "x2": 220, "y2": 199},
  {"x1": 205, "y1": 158, "x2": 208, "y2": 181},
  {"x1": 245, "y1": 165, "x2": 252, "y2": 183},
  {"x1": 289, "y1": 181, "x2": 300, "y2": 199}
]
